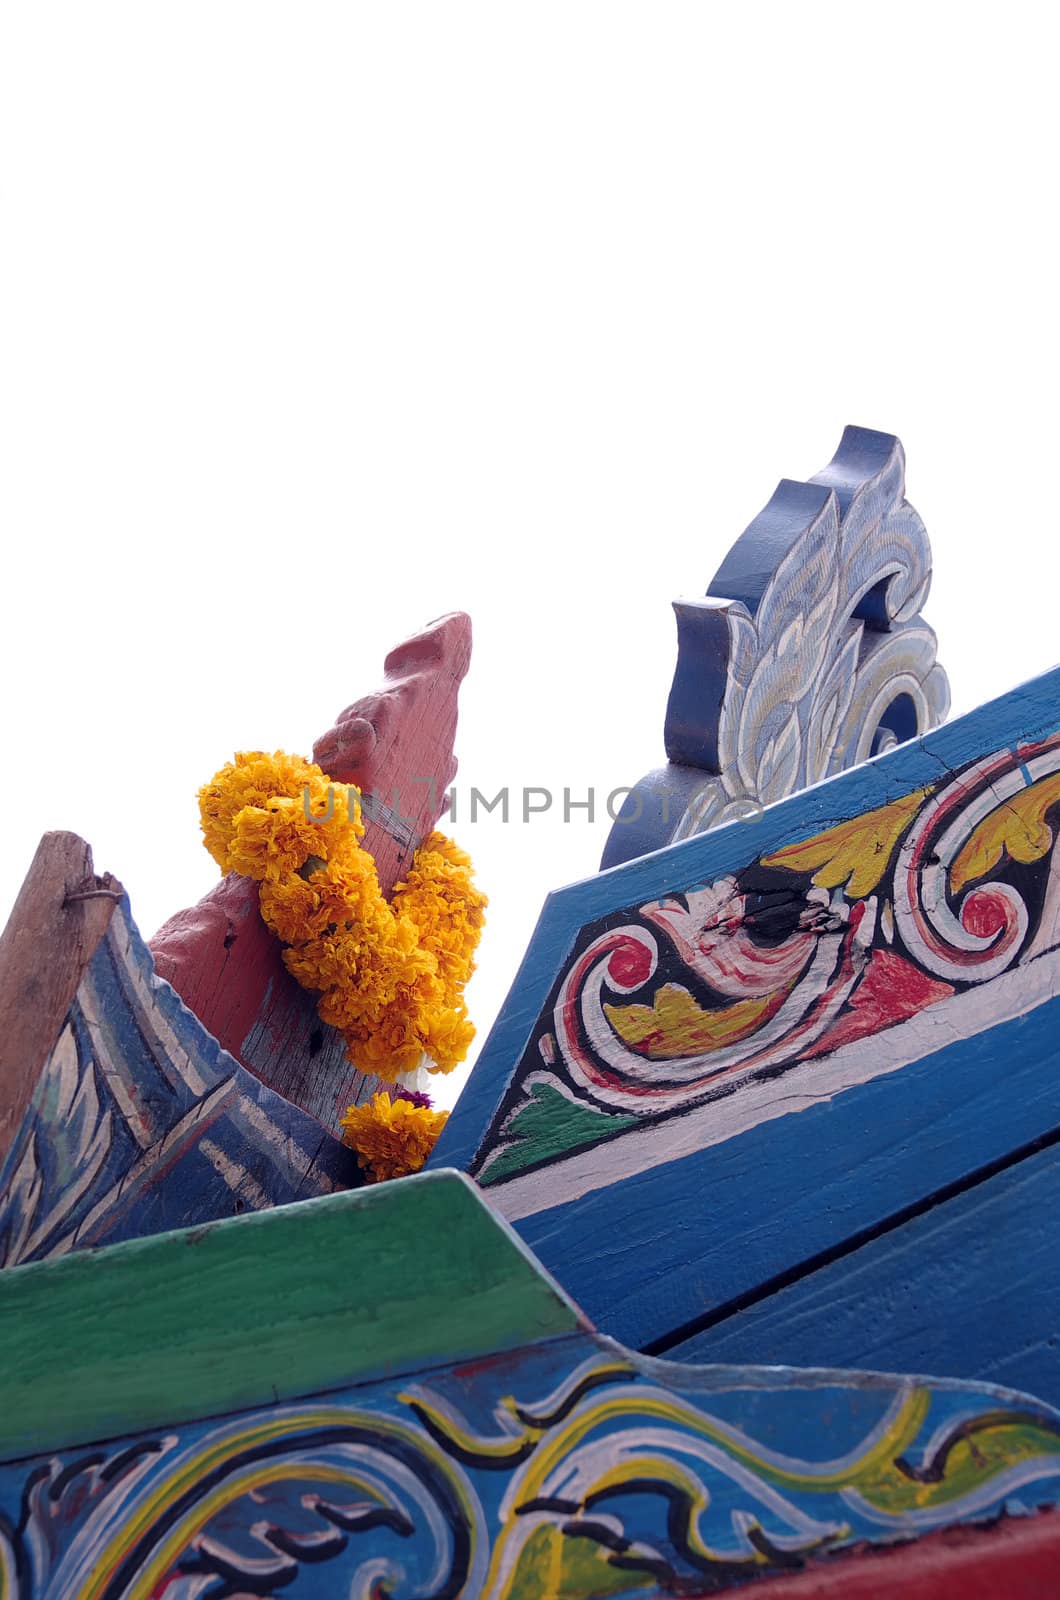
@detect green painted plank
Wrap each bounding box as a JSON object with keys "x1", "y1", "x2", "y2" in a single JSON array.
[{"x1": 0, "y1": 1169, "x2": 583, "y2": 1460}]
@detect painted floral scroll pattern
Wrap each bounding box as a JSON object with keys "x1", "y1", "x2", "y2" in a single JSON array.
[
  {"x1": 476, "y1": 733, "x2": 1060, "y2": 1186},
  {"x1": 2, "y1": 1353, "x2": 1059, "y2": 1599}
]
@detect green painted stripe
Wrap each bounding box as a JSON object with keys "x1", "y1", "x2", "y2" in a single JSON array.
[{"x1": 0, "y1": 1170, "x2": 583, "y2": 1461}]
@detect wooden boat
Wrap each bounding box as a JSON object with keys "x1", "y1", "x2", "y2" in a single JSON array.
[{"x1": 2, "y1": 428, "x2": 1058, "y2": 1596}]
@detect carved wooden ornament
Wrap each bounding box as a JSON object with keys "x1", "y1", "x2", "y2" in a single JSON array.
[{"x1": 603, "y1": 426, "x2": 950, "y2": 867}]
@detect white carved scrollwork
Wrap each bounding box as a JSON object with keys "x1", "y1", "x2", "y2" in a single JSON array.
[
  {"x1": 602, "y1": 427, "x2": 950, "y2": 865},
  {"x1": 675, "y1": 430, "x2": 949, "y2": 838}
]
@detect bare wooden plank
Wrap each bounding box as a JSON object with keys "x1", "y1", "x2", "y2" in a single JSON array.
[
  {"x1": 150, "y1": 612, "x2": 472, "y2": 1127},
  {"x1": 0, "y1": 831, "x2": 119, "y2": 1170}
]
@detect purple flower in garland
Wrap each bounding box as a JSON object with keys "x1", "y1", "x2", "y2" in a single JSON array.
[{"x1": 392, "y1": 1085, "x2": 434, "y2": 1110}]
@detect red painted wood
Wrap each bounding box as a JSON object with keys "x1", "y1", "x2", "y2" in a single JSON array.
[
  {"x1": 726, "y1": 1512, "x2": 1060, "y2": 1598},
  {"x1": 805, "y1": 948, "x2": 954, "y2": 1058},
  {"x1": 150, "y1": 613, "x2": 472, "y2": 1127},
  {"x1": 313, "y1": 611, "x2": 471, "y2": 895}
]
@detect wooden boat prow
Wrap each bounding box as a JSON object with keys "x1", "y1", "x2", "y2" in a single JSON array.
[{"x1": 2, "y1": 430, "x2": 1059, "y2": 1596}]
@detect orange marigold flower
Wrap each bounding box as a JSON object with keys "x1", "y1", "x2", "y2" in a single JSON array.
[
  {"x1": 339, "y1": 1091, "x2": 449, "y2": 1183},
  {"x1": 198, "y1": 751, "x2": 333, "y2": 870},
  {"x1": 198, "y1": 750, "x2": 484, "y2": 1083},
  {"x1": 421, "y1": 1005, "x2": 476, "y2": 1074}
]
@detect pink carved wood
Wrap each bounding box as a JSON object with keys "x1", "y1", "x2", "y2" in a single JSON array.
[{"x1": 150, "y1": 613, "x2": 472, "y2": 1129}]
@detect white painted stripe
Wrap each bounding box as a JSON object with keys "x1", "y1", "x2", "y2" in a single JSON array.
[
  {"x1": 108, "y1": 906, "x2": 215, "y2": 1098},
  {"x1": 197, "y1": 1137, "x2": 272, "y2": 1211},
  {"x1": 58, "y1": 1077, "x2": 240, "y2": 1254}
]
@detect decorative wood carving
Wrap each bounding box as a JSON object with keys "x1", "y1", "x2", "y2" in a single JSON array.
[
  {"x1": 150, "y1": 612, "x2": 472, "y2": 1128},
  {"x1": 602, "y1": 426, "x2": 950, "y2": 869},
  {"x1": 2, "y1": 1171, "x2": 1058, "y2": 1598},
  {"x1": 435, "y1": 663, "x2": 1060, "y2": 1402},
  {"x1": 0, "y1": 835, "x2": 358, "y2": 1266}
]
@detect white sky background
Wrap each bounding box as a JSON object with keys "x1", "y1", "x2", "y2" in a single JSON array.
[{"x1": 1, "y1": 5, "x2": 1056, "y2": 1113}]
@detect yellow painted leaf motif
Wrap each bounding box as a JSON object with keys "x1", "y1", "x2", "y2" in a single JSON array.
[
  {"x1": 951, "y1": 772, "x2": 1060, "y2": 893},
  {"x1": 508, "y1": 1524, "x2": 657, "y2": 1598},
  {"x1": 760, "y1": 788, "x2": 930, "y2": 899},
  {"x1": 605, "y1": 983, "x2": 782, "y2": 1059},
  {"x1": 848, "y1": 1408, "x2": 1060, "y2": 1515}
]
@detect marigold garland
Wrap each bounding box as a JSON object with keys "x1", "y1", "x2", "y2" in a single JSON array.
[
  {"x1": 340, "y1": 1090, "x2": 449, "y2": 1183},
  {"x1": 198, "y1": 750, "x2": 486, "y2": 1081}
]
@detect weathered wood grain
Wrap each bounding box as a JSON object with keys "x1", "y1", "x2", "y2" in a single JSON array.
[
  {"x1": 150, "y1": 612, "x2": 472, "y2": 1128},
  {"x1": 433, "y1": 663, "x2": 1060, "y2": 1392},
  {"x1": 0, "y1": 831, "x2": 119, "y2": 1171}
]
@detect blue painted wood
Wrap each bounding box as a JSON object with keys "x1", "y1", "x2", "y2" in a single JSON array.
[
  {"x1": 0, "y1": 882, "x2": 358, "y2": 1266},
  {"x1": 667, "y1": 1139, "x2": 1060, "y2": 1402},
  {"x1": 2, "y1": 1181, "x2": 1060, "y2": 1597},
  {"x1": 602, "y1": 425, "x2": 949, "y2": 869},
  {"x1": 433, "y1": 664, "x2": 1060, "y2": 1378},
  {"x1": 514, "y1": 994, "x2": 1060, "y2": 1393},
  {"x1": 435, "y1": 665, "x2": 1060, "y2": 1174}
]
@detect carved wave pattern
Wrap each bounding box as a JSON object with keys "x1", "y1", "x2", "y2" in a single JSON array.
[
  {"x1": 603, "y1": 430, "x2": 952, "y2": 870},
  {"x1": 2, "y1": 1352, "x2": 1059, "y2": 1598},
  {"x1": 476, "y1": 733, "x2": 1060, "y2": 1186},
  {"x1": 675, "y1": 429, "x2": 951, "y2": 839}
]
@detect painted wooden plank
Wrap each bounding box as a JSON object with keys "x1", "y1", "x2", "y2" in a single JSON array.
[
  {"x1": 512, "y1": 987, "x2": 1060, "y2": 1365},
  {"x1": 602, "y1": 425, "x2": 949, "y2": 869},
  {"x1": 3, "y1": 1360, "x2": 1059, "y2": 1598},
  {"x1": 1, "y1": 1182, "x2": 1059, "y2": 1598},
  {"x1": 0, "y1": 1169, "x2": 582, "y2": 1461},
  {"x1": 149, "y1": 612, "x2": 472, "y2": 1127},
  {"x1": 5, "y1": 1357, "x2": 1056, "y2": 1600},
  {"x1": 433, "y1": 663, "x2": 1060, "y2": 1368},
  {"x1": 665, "y1": 1134, "x2": 1060, "y2": 1399},
  {"x1": 728, "y1": 1511, "x2": 1060, "y2": 1600},
  {"x1": 0, "y1": 845, "x2": 360, "y2": 1267},
  {"x1": 436, "y1": 662, "x2": 1060, "y2": 1183}
]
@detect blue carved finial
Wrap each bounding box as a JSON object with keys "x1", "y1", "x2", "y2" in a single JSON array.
[{"x1": 602, "y1": 427, "x2": 950, "y2": 868}]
